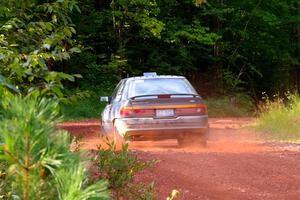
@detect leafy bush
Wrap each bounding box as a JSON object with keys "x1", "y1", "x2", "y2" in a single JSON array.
[
  {"x1": 94, "y1": 139, "x2": 156, "y2": 200},
  {"x1": 253, "y1": 93, "x2": 300, "y2": 140},
  {"x1": 0, "y1": 96, "x2": 108, "y2": 200}
]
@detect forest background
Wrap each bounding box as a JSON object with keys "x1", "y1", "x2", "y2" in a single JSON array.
[{"x1": 1, "y1": 0, "x2": 300, "y2": 118}]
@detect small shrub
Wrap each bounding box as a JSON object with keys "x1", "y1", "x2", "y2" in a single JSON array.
[{"x1": 94, "y1": 139, "x2": 157, "y2": 200}]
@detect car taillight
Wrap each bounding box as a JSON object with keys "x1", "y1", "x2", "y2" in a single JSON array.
[
  {"x1": 120, "y1": 108, "x2": 133, "y2": 117},
  {"x1": 120, "y1": 107, "x2": 155, "y2": 118},
  {"x1": 176, "y1": 104, "x2": 207, "y2": 115}
]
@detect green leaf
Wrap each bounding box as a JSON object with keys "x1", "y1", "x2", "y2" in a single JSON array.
[
  {"x1": 37, "y1": 57, "x2": 46, "y2": 67},
  {"x1": 52, "y1": 86, "x2": 64, "y2": 97},
  {"x1": 69, "y1": 47, "x2": 81, "y2": 53},
  {"x1": 73, "y1": 74, "x2": 82, "y2": 78},
  {"x1": 58, "y1": 72, "x2": 75, "y2": 82}
]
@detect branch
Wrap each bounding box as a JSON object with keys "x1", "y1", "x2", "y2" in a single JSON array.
[{"x1": 3, "y1": 147, "x2": 28, "y2": 171}]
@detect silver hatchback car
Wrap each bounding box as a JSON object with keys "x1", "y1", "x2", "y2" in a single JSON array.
[{"x1": 100, "y1": 73, "x2": 209, "y2": 146}]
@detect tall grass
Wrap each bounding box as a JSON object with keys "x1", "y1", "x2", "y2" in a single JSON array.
[{"x1": 254, "y1": 93, "x2": 300, "y2": 140}]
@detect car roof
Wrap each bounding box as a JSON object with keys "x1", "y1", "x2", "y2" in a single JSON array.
[{"x1": 124, "y1": 75, "x2": 185, "y2": 81}]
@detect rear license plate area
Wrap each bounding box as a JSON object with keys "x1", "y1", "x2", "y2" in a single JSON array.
[{"x1": 156, "y1": 109, "x2": 174, "y2": 118}]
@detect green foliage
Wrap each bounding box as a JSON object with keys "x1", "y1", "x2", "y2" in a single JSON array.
[
  {"x1": 0, "y1": 160, "x2": 11, "y2": 199},
  {"x1": 205, "y1": 94, "x2": 255, "y2": 117},
  {"x1": 2, "y1": 0, "x2": 300, "y2": 101},
  {"x1": 202, "y1": 0, "x2": 300, "y2": 95},
  {"x1": 222, "y1": 69, "x2": 246, "y2": 94},
  {"x1": 65, "y1": 0, "x2": 300, "y2": 97},
  {"x1": 54, "y1": 164, "x2": 108, "y2": 200},
  {"x1": 66, "y1": 0, "x2": 167, "y2": 85},
  {"x1": 0, "y1": 96, "x2": 108, "y2": 200},
  {"x1": 94, "y1": 140, "x2": 156, "y2": 200},
  {"x1": 0, "y1": 0, "x2": 81, "y2": 98},
  {"x1": 61, "y1": 95, "x2": 105, "y2": 121},
  {"x1": 67, "y1": 0, "x2": 219, "y2": 88},
  {"x1": 60, "y1": 88, "x2": 113, "y2": 120},
  {"x1": 253, "y1": 93, "x2": 300, "y2": 140},
  {"x1": 0, "y1": 74, "x2": 19, "y2": 93}
]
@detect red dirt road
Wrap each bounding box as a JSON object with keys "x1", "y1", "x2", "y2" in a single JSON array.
[{"x1": 60, "y1": 118, "x2": 300, "y2": 200}]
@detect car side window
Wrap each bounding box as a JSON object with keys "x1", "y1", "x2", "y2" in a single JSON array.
[
  {"x1": 111, "y1": 80, "x2": 125, "y2": 103},
  {"x1": 114, "y1": 81, "x2": 125, "y2": 102}
]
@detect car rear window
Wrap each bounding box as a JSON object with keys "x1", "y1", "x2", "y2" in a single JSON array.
[{"x1": 128, "y1": 78, "x2": 196, "y2": 98}]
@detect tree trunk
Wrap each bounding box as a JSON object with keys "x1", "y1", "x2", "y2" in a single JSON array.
[{"x1": 23, "y1": 134, "x2": 30, "y2": 200}]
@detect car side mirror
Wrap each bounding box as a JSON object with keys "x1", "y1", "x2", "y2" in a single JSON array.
[{"x1": 100, "y1": 96, "x2": 110, "y2": 103}]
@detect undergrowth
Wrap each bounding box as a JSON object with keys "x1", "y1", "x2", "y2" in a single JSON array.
[
  {"x1": 205, "y1": 94, "x2": 255, "y2": 117},
  {"x1": 60, "y1": 88, "x2": 107, "y2": 120},
  {"x1": 253, "y1": 92, "x2": 300, "y2": 141}
]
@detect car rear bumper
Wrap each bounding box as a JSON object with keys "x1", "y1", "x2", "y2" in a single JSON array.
[{"x1": 114, "y1": 115, "x2": 209, "y2": 141}]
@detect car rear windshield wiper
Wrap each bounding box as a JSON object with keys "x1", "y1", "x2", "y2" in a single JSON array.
[{"x1": 130, "y1": 93, "x2": 198, "y2": 100}]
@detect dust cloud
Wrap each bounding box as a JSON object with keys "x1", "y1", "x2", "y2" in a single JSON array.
[{"x1": 61, "y1": 118, "x2": 267, "y2": 153}]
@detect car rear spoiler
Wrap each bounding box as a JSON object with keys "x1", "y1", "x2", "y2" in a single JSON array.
[{"x1": 130, "y1": 94, "x2": 200, "y2": 100}]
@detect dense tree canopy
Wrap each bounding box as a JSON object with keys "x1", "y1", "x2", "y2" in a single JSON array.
[
  {"x1": 1, "y1": 0, "x2": 299, "y2": 99},
  {"x1": 0, "y1": 0, "x2": 81, "y2": 98}
]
